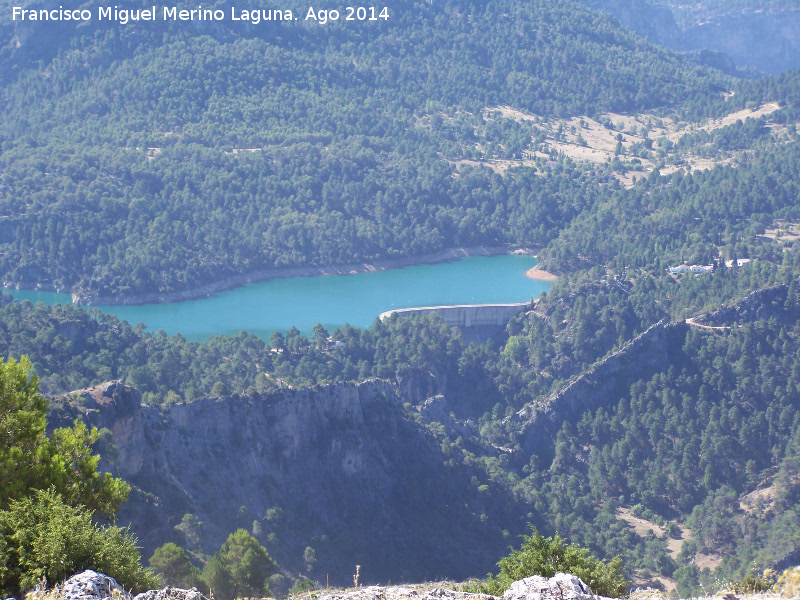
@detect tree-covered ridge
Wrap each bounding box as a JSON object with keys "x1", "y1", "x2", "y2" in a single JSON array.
[
  {"x1": 0, "y1": 144, "x2": 602, "y2": 298},
  {"x1": 518, "y1": 311, "x2": 800, "y2": 596},
  {"x1": 0, "y1": 0, "x2": 733, "y2": 298},
  {"x1": 3, "y1": 0, "x2": 723, "y2": 122},
  {"x1": 0, "y1": 297, "x2": 470, "y2": 401}
]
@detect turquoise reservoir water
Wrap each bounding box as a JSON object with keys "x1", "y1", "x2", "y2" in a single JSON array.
[{"x1": 4, "y1": 255, "x2": 550, "y2": 341}]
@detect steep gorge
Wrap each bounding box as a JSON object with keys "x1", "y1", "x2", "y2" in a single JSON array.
[{"x1": 48, "y1": 379, "x2": 526, "y2": 585}]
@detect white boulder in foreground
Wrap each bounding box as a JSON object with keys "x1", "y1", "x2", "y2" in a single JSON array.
[
  {"x1": 134, "y1": 588, "x2": 209, "y2": 600},
  {"x1": 503, "y1": 574, "x2": 609, "y2": 600},
  {"x1": 58, "y1": 571, "x2": 208, "y2": 600},
  {"x1": 60, "y1": 570, "x2": 128, "y2": 600}
]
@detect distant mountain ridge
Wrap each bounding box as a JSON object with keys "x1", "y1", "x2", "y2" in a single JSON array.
[{"x1": 581, "y1": 0, "x2": 800, "y2": 73}]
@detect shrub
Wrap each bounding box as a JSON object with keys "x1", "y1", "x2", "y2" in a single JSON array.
[
  {"x1": 664, "y1": 522, "x2": 681, "y2": 539},
  {"x1": 288, "y1": 578, "x2": 317, "y2": 595},
  {"x1": 149, "y1": 543, "x2": 203, "y2": 589},
  {"x1": 0, "y1": 489, "x2": 158, "y2": 597},
  {"x1": 471, "y1": 525, "x2": 629, "y2": 598},
  {"x1": 0, "y1": 357, "x2": 129, "y2": 517},
  {"x1": 727, "y1": 569, "x2": 777, "y2": 594},
  {"x1": 203, "y1": 529, "x2": 274, "y2": 600}
]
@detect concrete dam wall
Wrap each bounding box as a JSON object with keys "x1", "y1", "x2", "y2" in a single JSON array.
[
  {"x1": 380, "y1": 302, "x2": 529, "y2": 327},
  {"x1": 380, "y1": 303, "x2": 530, "y2": 342}
]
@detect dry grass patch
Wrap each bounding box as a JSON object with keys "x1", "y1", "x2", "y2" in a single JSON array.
[
  {"x1": 773, "y1": 566, "x2": 800, "y2": 598},
  {"x1": 482, "y1": 103, "x2": 786, "y2": 188},
  {"x1": 762, "y1": 222, "x2": 800, "y2": 242},
  {"x1": 615, "y1": 508, "x2": 690, "y2": 560}
]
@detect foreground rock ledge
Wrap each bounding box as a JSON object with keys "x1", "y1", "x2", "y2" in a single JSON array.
[
  {"x1": 58, "y1": 571, "x2": 208, "y2": 600},
  {"x1": 57, "y1": 572, "x2": 610, "y2": 600},
  {"x1": 54, "y1": 569, "x2": 799, "y2": 600},
  {"x1": 315, "y1": 573, "x2": 613, "y2": 600},
  {"x1": 315, "y1": 587, "x2": 494, "y2": 600},
  {"x1": 503, "y1": 574, "x2": 612, "y2": 600}
]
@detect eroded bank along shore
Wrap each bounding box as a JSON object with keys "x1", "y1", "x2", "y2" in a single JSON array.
[
  {"x1": 67, "y1": 246, "x2": 541, "y2": 306},
  {"x1": 525, "y1": 265, "x2": 559, "y2": 281}
]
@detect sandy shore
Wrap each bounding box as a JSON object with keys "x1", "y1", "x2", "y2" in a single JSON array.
[{"x1": 525, "y1": 267, "x2": 558, "y2": 281}]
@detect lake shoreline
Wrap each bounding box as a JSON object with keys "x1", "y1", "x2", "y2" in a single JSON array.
[
  {"x1": 64, "y1": 246, "x2": 538, "y2": 306},
  {"x1": 525, "y1": 266, "x2": 559, "y2": 281}
]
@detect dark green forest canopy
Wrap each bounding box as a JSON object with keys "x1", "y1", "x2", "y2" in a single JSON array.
[
  {"x1": 2, "y1": 0, "x2": 800, "y2": 590},
  {"x1": 4, "y1": 89, "x2": 800, "y2": 585},
  {"x1": 0, "y1": 0, "x2": 736, "y2": 298}
]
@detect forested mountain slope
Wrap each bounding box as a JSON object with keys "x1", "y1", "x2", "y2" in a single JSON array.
[
  {"x1": 3, "y1": 0, "x2": 800, "y2": 595},
  {"x1": 3, "y1": 77, "x2": 798, "y2": 591},
  {"x1": 0, "y1": 0, "x2": 728, "y2": 300}
]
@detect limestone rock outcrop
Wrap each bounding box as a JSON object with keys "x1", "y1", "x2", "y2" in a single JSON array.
[
  {"x1": 57, "y1": 573, "x2": 609, "y2": 600},
  {"x1": 316, "y1": 574, "x2": 613, "y2": 600},
  {"x1": 317, "y1": 586, "x2": 496, "y2": 600},
  {"x1": 58, "y1": 571, "x2": 209, "y2": 600},
  {"x1": 418, "y1": 395, "x2": 478, "y2": 441},
  {"x1": 512, "y1": 321, "x2": 686, "y2": 455},
  {"x1": 51, "y1": 379, "x2": 521, "y2": 585},
  {"x1": 504, "y1": 574, "x2": 610, "y2": 600},
  {"x1": 133, "y1": 587, "x2": 208, "y2": 600},
  {"x1": 57, "y1": 381, "x2": 146, "y2": 474},
  {"x1": 695, "y1": 284, "x2": 797, "y2": 327},
  {"x1": 60, "y1": 570, "x2": 128, "y2": 600}
]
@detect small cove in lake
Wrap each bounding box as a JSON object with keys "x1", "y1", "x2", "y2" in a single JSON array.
[{"x1": 4, "y1": 255, "x2": 551, "y2": 341}]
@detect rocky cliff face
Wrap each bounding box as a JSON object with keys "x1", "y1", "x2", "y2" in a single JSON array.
[
  {"x1": 695, "y1": 283, "x2": 798, "y2": 326},
  {"x1": 581, "y1": 1, "x2": 800, "y2": 74},
  {"x1": 511, "y1": 320, "x2": 688, "y2": 456},
  {"x1": 51, "y1": 379, "x2": 522, "y2": 586}
]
